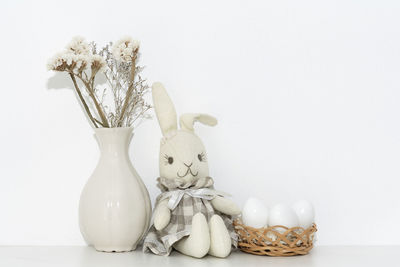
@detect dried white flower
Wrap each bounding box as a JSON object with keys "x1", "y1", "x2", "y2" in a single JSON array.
[
  {"x1": 66, "y1": 36, "x2": 91, "y2": 55},
  {"x1": 90, "y1": 54, "x2": 107, "y2": 72},
  {"x1": 74, "y1": 55, "x2": 90, "y2": 71},
  {"x1": 112, "y1": 36, "x2": 140, "y2": 62},
  {"x1": 47, "y1": 51, "x2": 90, "y2": 72},
  {"x1": 47, "y1": 52, "x2": 65, "y2": 70}
]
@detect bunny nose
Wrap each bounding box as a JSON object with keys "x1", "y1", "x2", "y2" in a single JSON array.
[{"x1": 184, "y1": 162, "x2": 193, "y2": 168}]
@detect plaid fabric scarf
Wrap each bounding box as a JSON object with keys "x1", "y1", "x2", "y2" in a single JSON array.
[{"x1": 143, "y1": 176, "x2": 237, "y2": 256}]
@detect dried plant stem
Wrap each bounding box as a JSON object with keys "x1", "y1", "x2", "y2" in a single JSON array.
[
  {"x1": 131, "y1": 105, "x2": 151, "y2": 125},
  {"x1": 69, "y1": 73, "x2": 98, "y2": 128},
  {"x1": 94, "y1": 118, "x2": 105, "y2": 127},
  {"x1": 117, "y1": 55, "x2": 137, "y2": 127},
  {"x1": 77, "y1": 75, "x2": 110, "y2": 128}
]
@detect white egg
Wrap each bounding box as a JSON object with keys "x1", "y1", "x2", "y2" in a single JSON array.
[
  {"x1": 268, "y1": 203, "x2": 299, "y2": 228},
  {"x1": 292, "y1": 200, "x2": 315, "y2": 229},
  {"x1": 241, "y1": 197, "x2": 269, "y2": 228}
]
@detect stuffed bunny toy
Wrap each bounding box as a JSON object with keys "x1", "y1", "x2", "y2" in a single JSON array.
[{"x1": 143, "y1": 82, "x2": 240, "y2": 258}]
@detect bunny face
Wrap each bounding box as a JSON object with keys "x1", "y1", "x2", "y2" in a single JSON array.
[
  {"x1": 160, "y1": 130, "x2": 209, "y2": 183},
  {"x1": 152, "y1": 82, "x2": 217, "y2": 182}
]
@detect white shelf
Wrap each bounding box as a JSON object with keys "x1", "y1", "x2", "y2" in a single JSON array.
[{"x1": 0, "y1": 245, "x2": 398, "y2": 267}]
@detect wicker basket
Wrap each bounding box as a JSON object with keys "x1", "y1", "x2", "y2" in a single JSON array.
[{"x1": 233, "y1": 219, "x2": 317, "y2": 256}]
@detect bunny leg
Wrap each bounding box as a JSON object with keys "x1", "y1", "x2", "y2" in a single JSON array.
[
  {"x1": 173, "y1": 212, "x2": 210, "y2": 258},
  {"x1": 208, "y1": 215, "x2": 232, "y2": 258}
]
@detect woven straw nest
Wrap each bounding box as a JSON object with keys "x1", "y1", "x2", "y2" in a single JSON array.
[{"x1": 233, "y1": 219, "x2": 317, "y2": 256}]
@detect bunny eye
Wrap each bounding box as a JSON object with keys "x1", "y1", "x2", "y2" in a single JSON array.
[
  {"x1": 198, "y1": 152, "x2": 206, "y2": 162},
  {"x1": 164, "y1": 154, "x2": 174, "y2": 165}
]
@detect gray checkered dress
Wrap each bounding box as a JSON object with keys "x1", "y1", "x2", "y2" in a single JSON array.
[{"x1": 142, "y1": 176, "x2": 237, "y2": 256}]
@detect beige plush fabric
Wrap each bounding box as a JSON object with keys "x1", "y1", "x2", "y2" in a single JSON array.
[{"x1": 143, "y1": 176, "x2": 237, "y2": 256}]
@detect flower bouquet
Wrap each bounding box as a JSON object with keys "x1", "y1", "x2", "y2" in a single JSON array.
[{"x1": 47, "y1": 36, "x2": 151, "y2": 128}]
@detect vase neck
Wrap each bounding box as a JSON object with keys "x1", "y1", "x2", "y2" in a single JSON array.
[{"x1": 94, "y1": 127, "x2": 133, "y2": 157}]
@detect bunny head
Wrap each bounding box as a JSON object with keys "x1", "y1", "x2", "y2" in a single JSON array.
[{"x1": 152, "y1": 82, "x2": 217, "y2": 184}]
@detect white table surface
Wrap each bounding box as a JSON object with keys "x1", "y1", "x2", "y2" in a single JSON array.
[{"x1": 0, "y1": 246, "x2": 398, "y2": 267}]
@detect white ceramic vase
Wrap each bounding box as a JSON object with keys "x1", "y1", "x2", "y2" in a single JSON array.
[{"x1": 79, "y1": 127, "x2": 151, "y2": 252}]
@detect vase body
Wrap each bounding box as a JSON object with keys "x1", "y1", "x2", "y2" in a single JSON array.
[{"x1": 79, "y1": 127, "x2": 151, "y2": 252}]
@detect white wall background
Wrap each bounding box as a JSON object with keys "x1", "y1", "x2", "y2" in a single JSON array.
[{"x1": 1, "y1": 0, "x2": 400, "y2": 246}]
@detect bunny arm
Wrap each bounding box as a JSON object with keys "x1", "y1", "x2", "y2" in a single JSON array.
[
  {"x1": 211, "y1": 196, "x2": 241, "y2": 216},
  {"x1": 153, "y1": 198, "x2": 171, "y2": 231}
]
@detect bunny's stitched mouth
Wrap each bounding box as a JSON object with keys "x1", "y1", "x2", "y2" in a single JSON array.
[{"x1": 177, "y1": 168, "x2": 198, "y2": 178}]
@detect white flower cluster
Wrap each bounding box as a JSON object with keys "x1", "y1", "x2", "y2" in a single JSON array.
[
  {"x1": 47, "y1": 36, "x2": 106, "y2": 73},
  {"x1": 91, "y1": 54, "x2": 107, "y2": 72},
  {"x1": 66, "y1": 36, "x2": 91, "y2": 55},
  {"x1": 46, "y1": 52, "x2": 89, "y2": 71},
  {"x1": 112, "y1": 36, "x2": 140, "y2": 62}
]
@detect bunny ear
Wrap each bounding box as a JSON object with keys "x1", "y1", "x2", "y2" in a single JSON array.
[
  {"x1": 179, "y1": 113, "x2": 218, "y2": 132},
  {"x1": 152, "y1": 82, "x2": 177, "y2": 136}
]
